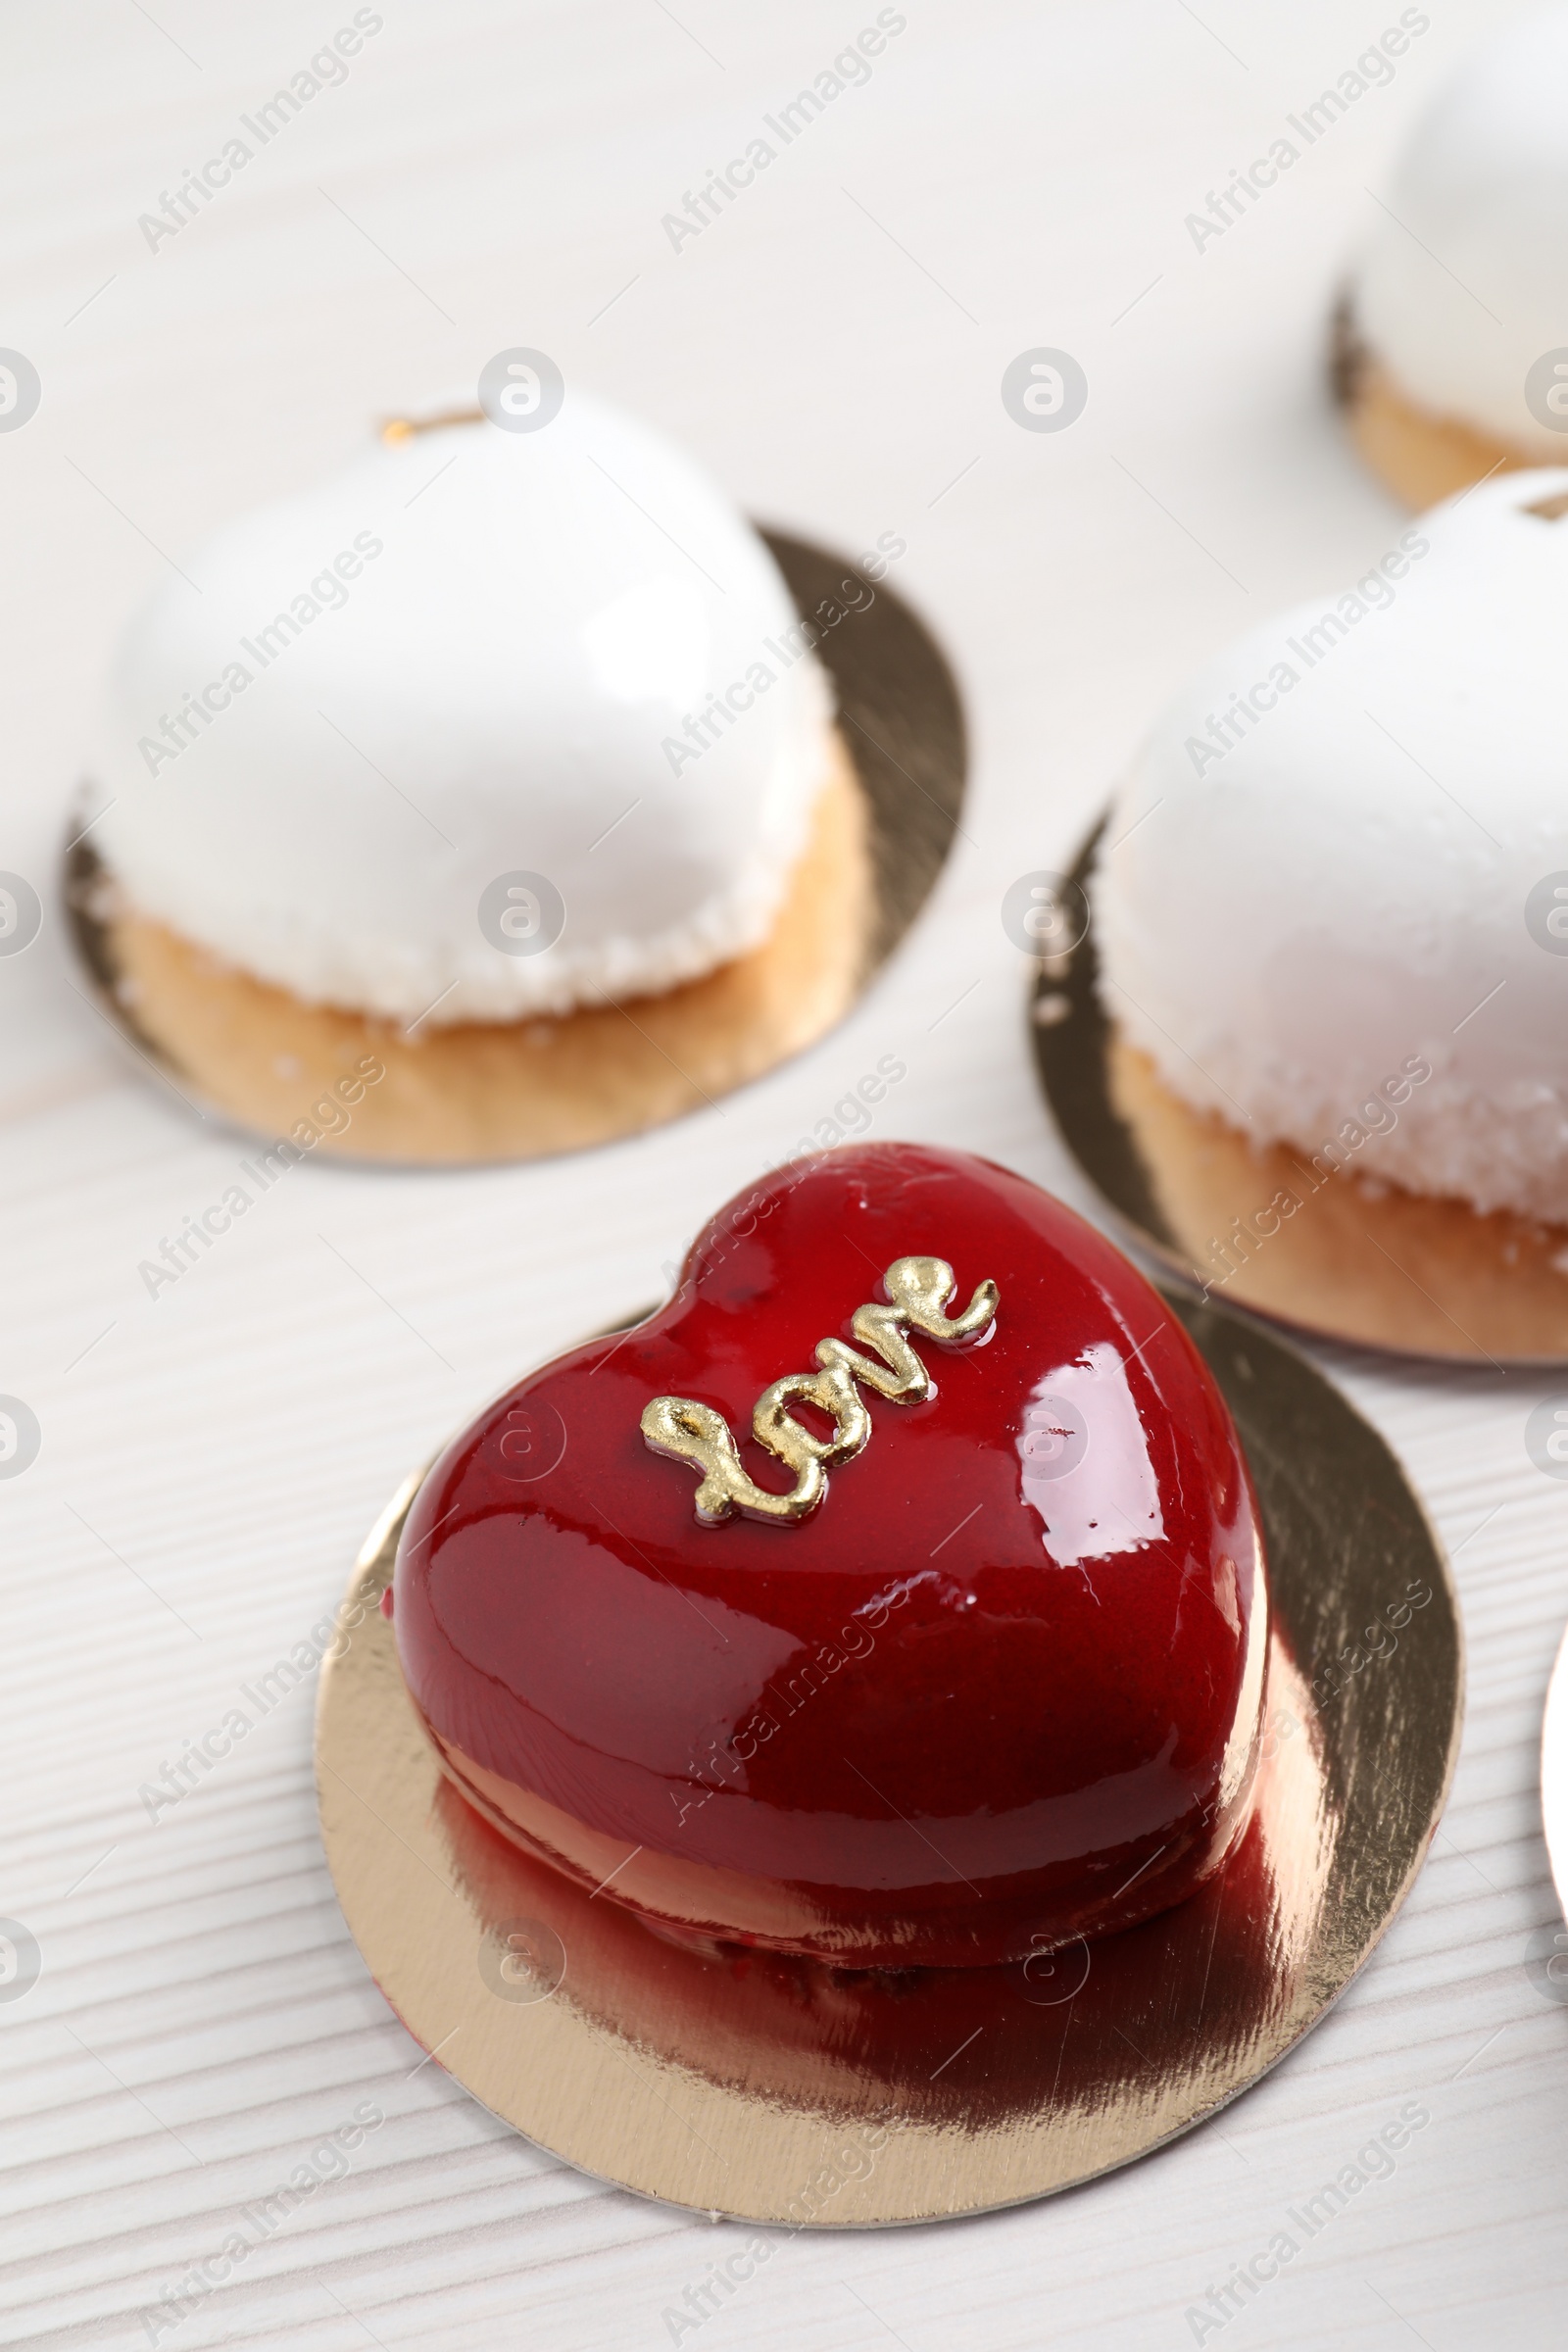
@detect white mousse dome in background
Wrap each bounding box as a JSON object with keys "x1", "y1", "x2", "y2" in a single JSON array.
[
  {"x1": 87, "y1": 391, "x2": 834, "y2": 1024},
  {"x1": 1094, "y1": 469, "x2": 1568, "y2": 1227},
  {"x1": 1355, "y1": 4, "x2": 1568, "y2": 456}
]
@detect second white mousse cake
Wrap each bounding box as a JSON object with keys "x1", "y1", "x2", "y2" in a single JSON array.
[
  {"x1": 1341, "y1": 5, "x2": 1568, "y2": 502},
  {"x1": 80, "y1": 393, "x2": 869, "y2": 1159},
  {"x1": 1095, "y1": 469, "x2": 1568, "y2": 1230}
]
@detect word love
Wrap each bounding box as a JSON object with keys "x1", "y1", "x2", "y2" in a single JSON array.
[{"x1": 641, "y1": 1255, "x2": 999, "y2": 1527}]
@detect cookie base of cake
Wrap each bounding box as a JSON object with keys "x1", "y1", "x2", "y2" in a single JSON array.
[
  {"x1": 83, "y1": 729, "x2": 871, "y2": 1164},
  {"x1": 1109, "y1": 1038, "x2": 1568, "y2": 1361},
  {"x1": 1331, "y1": 299, "x2": 1543, "y2": 508},
  {"x1": 1346, "y1": 359, "x2": 1535, "y2": 511}
]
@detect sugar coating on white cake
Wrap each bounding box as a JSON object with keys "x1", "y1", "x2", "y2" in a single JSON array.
[
  {"x1": 1094, "y1": 468, "x2": 1568, "y2": 1225},
  {"x1": 87, "y1": 394, "x2": 835, "y2": 1023},
  {"x1": 1355, "y1": 5, "x2": 1568, "y2": 456}
]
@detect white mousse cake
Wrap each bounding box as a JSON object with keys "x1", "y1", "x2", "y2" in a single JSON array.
[
  {"x1": 87, "y1": 392, "x2": 835, "y2": 1025},
  {"x1": 1095, "y1": 468, "x2": 1568, "y2": 1229},
  {"x1": 77, "y1": 393, "x2": 871, "y2": 1161},
  {"x1": 1344, "y1": 6, "x2": 1568, "y2": 499}
]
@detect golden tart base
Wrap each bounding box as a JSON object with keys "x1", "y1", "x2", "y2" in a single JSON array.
[
  {"x1": 1106, "y1": 1041, "x2": 1568, "y2": 1363},
  {"x1": 1331, "y1": 292, "x2": 1544, "y2": 510},
  {"x1": 84, "y1": 731, "x2": 868, "y2": 1166}
]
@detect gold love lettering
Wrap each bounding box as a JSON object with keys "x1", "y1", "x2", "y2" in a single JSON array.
[{"x1": 641, "y1": 1255, "x2": 999, "y2": 1527}]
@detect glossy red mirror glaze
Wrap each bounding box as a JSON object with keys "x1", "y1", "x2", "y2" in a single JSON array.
[{"x1": 393, "y1": 1144, "x2": 1268, "y2": 1967}]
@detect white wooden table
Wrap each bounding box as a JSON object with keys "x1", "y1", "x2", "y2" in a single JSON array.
[{"x1": 5, "y1": 4, "x2": 1565, "y2": 2345}]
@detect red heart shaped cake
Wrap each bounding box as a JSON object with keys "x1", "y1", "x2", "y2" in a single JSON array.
[{"x1": 392, "y1": 1144, "x2": 1268, "y2": 1968}]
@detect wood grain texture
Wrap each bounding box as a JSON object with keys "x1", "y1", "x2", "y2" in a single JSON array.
[{"x1": 2, "y1": 5, "x2": 1564, "y2": 2349}]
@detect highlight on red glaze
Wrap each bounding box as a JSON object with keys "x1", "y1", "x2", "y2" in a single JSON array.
[{"x1": 393, "y1": 1144, "x2": 1269, "y2": 1969}]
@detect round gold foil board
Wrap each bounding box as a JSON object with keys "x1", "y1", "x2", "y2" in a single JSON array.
[
  {"x1": 315, "y1": 1293, "x2": 1461, "y2": 2225},
  {"x1": 65, "y1": 531, "x2": 965, "y2": 1166},
  {"x1": 1032, "y1": 820, "x2": 1568, "y2": 1365}
]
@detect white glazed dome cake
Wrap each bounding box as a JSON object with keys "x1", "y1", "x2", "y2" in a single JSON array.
[
  {"x1": 78, "y1": 393, "x2": 872, "y2": 1161},
  {"x1": 1093, "y1": 470, "x2": 1568, "y2": 1315},
  {"x1": 88, "y1": 394, "x2": 834, "y2": 1024},
  {"x1": 1340, "y1": 6, "x2": 1568, "y2": 504}
]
